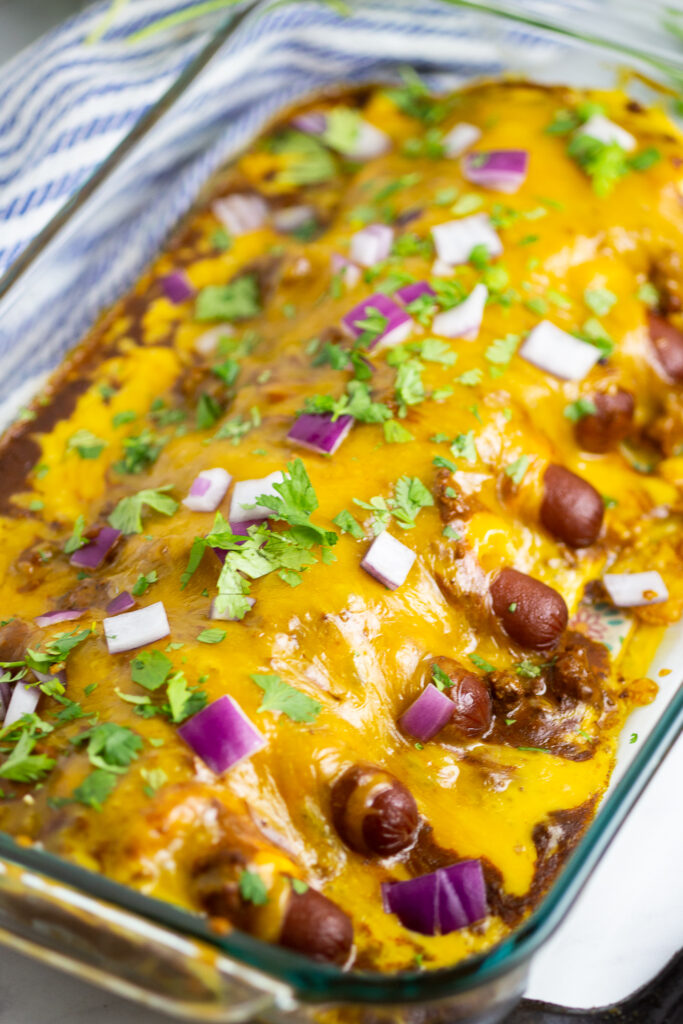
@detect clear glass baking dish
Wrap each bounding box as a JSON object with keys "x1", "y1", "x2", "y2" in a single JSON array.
[{"x1": 0, "y1": 1, "x2": 681, "y2": 1021}]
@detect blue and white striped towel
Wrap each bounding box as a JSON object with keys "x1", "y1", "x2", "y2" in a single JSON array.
[{"x1": 0, "y1": 0, "x2": 567, "y2": 398}]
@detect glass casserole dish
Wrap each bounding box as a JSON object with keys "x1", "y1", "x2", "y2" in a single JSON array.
[{"x1": 0, "y1": 1, "x2": 681, "y2": 1021}]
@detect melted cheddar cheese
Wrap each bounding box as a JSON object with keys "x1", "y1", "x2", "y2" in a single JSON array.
[{"x1": 0, "y1": 79, "x2": 680, "y2": 973}]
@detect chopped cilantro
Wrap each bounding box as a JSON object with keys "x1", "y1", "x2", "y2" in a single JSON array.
[
  {"x1": 452, "y1": 193, "x2": 483, "y2": 216},
  {"x1": 268, "y1": 130, "x2": 336, "y2": 186},
  {"x1": 451, "y1": 431, "x2": 477, "y2": 464},
  {"x1": 0, "y1": 731, "x2": 55, "y2": 783},
  {"x1": 239, "y1": 869, "x2": 269, "y2": 906},
  {"x1": 197, "y1": 628, "x2": 226, "y2": 644},
  {"x1": 196, "y1": 393, "x2": 222, "y2": 430},
  {"x1": 383, "y1": 420, "x2": 414, "y2": 443},
  {"x1": 72, "y1": 768, "x2": 118, "y2": 810},
  {"x1": 391, "y1": 476, "x2": 434, "y2": 528},
  {"x1": 637, "y1": 282, "x2": 659, "y2": 308},
  {"x1": 131, "y1": 649, "x2": 173, "y2": 691},
  {"x1": 564, "y1": 397, "x2": 597, "y2": 422},
  {"x1": 212, "y1": 227, "x2": 233, "y2": 251},
  {"x1": 195, "y1": 275, "x2": 260, "y2": 322},
  {"x1": 291, "y1": 877, "x2": 309, "y2": 894},
  {"x1": 333, "y1": 510, "x2": 364, "y2": 539},
  {"x1": 250, "y1": 673, "x2": 321, "y2": 723},
  {"x1": 131, "y1": 570, "x2": 158, "y2": 597},
  {"x1": 584, "y1": 287, "x2": 617, "y2": 316},
  {"x1": 64, "y1": 514, "x2": 88, "y2": 555},
  {"x1": 112, "y1": 410, "x2": 137, "y2": 428},
  {"x1": 114, "y1": 429, "x2": 163, "y2": 475},
  {"x1": 431, "y1": 664, "x2": 453, "y2": 691},
  {"x1": 516, "y1": 660, "x2": 541, "y2": 678},
  {"x1": 485, "y1": 334, "x2": 519, "y2": 374},
  {"x1": 67, "y1": 429, "x2": 107, "y2": 460},
  {"x1": 505, "y1": 455, "x2": 530, "y2": 485},
  {"x1": 395, "y1": 358, "x2": 425, "y2": 411},
  {"x1": 443, "y1": 525, "x2": 460, "y2": 539},
  {"x1": 71, "y1": 722, "x2": 143, "y2": 774},
  {"x1": 141, "y1": 767, "x2": 167, "y2": 797},
  {"x1": 456, "y1": 368, "x2": 483, "y2": 387},
  {"x1": 470, "y1": 653, "x2": 496, "y2": 673},
  {"x1": 108, "y1": 486, "x2": 178, "y2": 535}
]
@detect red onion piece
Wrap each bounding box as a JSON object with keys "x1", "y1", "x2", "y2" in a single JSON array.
[
  {"x1": 105, "y1": 591, "x2": 136, "y2": 615},
  {"x1": 463, "y1": 150, "x2": 529, "y2": 194},
  {"x1": 178, "y1": 694, "x2": 265, "y2": 774},
  {"x1": 396, "y1": 281, "x2": 435, "y2": 306},
  {"x1": 4, "y1": 682, "x2": 40, "y2": 729},
  {"x1": 443, "y1": 121, "x2": 482, "y2": 158},
  {"x1": 273, "y1": 205, "x2": 316, "y2": 234},
  {"x1": 331, "y1": 253, "x2": 361, "y2": 290},
  {"x1": 69, "y1": 526, "x2": 121, "y2": 570},
  {"x1": 432, "y1": 283, "x2": 487, "y2": 340},
  {"x1": 576, "y1": 114, "x2": 636, "y2": 152},
  {"x1": 361, "y1": 531, "x2": 416, "y2": 590},
  {"x1": 0, "y1": 682, "x2": 10, "y2": 718},
  {"x1": 103, "y1": 601, "x2": 170, "y2": 655},
  {"x1": 291, "y1": 112, "x2": 326, "y2": 135},
  {"x1": 349, "y1": 224, "x2": 393, "y2": 268},
  {"x1": 229, "y1": 471, "x2": 284, "y2": 524},
  {"x1": 399, "y1": 683, "x2": 454, "y2": 741},
  {"x1": 382, "y1": 860, "x2": 487, "y2": 936},
  {"x1": 183, "y1": 468, "x2": 231, "y2": 513},
  {"x1": 441, "y1": 860, "x2": 488, "y2": 924},
  {"x1": 519, "y1": 320, "x2": 601, "y2": 380},
  {"x1": 602, "y1": 571, "x2": 668, "y2": 607},
  {"x1": 342, "y1": 293, "x2": 412, "y2": 351},
  {"x1": 212, "y1": 193, "x2": 268, "y2": 237},
  {"x1": 345, "y1": 120, "x2": 391, "y2": 161},
  {"x1": 160, "y1": 271, "x2": 195, "y2": 304},
  {"x1": 431, "y1": 214, "x2": 503, "y2": 266},
  {"x1": 287, "y1": 413, "x2": 353, "y2": 455},
  {"x1": 210, "y1": 596, "x2": 255, "y2": 620},
  {"x1": 34, "y1": 609, "x2": 85, "y2": 628}
]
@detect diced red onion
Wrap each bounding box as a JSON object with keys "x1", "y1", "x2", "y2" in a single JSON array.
[
  {"x1": 519, "y1": 320, "x2": 601, "y2": 380},
  {"x1": 229, "y1": 518, "x2": 263, "y2": 537},
  {"x1": 361, "y1": 531, "x2": 416, "y2": 590},
  {"x1": 34, "y1": 609, "x2": 85, "y2": 628},
  {"x1": 183, "y1": 468, "x2": 232, "y2": 513},
  {"x1": 345, "y1": 120, "x2": 391, "y2": 161},
  {"x1": 431, "y1": 214, "x2": 503, "y2": 266},
  {"x1": 603, "y1": 571, "x2": 668, "y2": 608},
  {"x1": 160, "y1": 271, "x2": 195, "y2": 304},
  {"x1": 576, "y1": 114, "x2": 636, "y2": 152},
  {"x1": 287, "y1": 413, "x2": 353, "y2": 456},
  {"x1": 69, "y1": 526, "x2": 121, "y2": 570},
  {"x1": 462, "y1": 150, "x2": 529, "y2": 194},
  {"x1": 103, "y1": 601, "x2": 170, "y2": 655},
  {"x1": 105, "y1": 591, "x2": 136, "y2": 615},
  {"x1": 291, "y1": 111, "x2": 327, "y2": 135},
  {"x1": 432, "y1": 283, "x2": 488, "y2": 340},
  {"x1": 396, "y1": 281, "x2": 435, "y2": 306},
  {"x1": 443, "y1": 122, "x2": 482, "y2": 158},
  {"x1": 210, "y1": 596, "x2": 255, "y2": 620},
  {"x1": 331, "y1": 253, "x2": 361, "y2": 290},
  {"x1": 273, "y1": 205, "x2": 316, "y2": 234},
  {"x1": 349, "y1": 224, "x2": 393, "y2": 268},
  {"x1": 399, "y1": 683, "x2": 454, "y2": 741},
  {"x1": 4, "y1": 683, "x2": 40, "y2": 729},
  {"x1": 229, "y1": 471, "x2": 284, "y2": 524},
  {"x1": 194, "y1": 323, "x2": 234, "y2": 357},
  {"x1": 0, "y1": 682, "x2": 10, "y2": 718},
  {"x1": 382, "y1": 859, "x2": 487, "y2": 936},
  {"x1": 212, "y1": 193, "x2": 268, "y2": 237},
  {"x1": 342, "y1": 293, "x2": 413, "y2": 351},
  {"x1": 178, "y1": 694, "x2": 265, "y2": 774},
  {"x1": 441, "y1": 860, "x2": 488, "y2": 924}
]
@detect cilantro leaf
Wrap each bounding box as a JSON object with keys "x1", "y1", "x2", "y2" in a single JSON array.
[
  {"x1": 322, "y1": 107, "x2": 362, "y2": 155},
  {"x1": 383, "y1": 419, "x2": 414, "y2": 443},
  {"x1": 197, "y1": 628, "x2": 226, "y2": 644},
  {"x1": 268, "y1": 130, "x2": 337, "y2": 186},
  {"x1": 391, "y1": 476, "x2": 434, "y2": 528},
  {"x1": 67, "y1": 429, "x2": 107, "y2": 460},
  {"x1": 64, "y1": 515, "x2": 88, "y2": 555},
  {"x1": 108, "y1": 486, "x2": 178, "y2": 535},
  {"x1": 250, "y1": 673, "x2": 321, "y2": 723},
  {"x1": 470, "y1": 653, "x2": 496, "y2": 673},
  {"x1": 195, "y1": 275, "x2": 260, "y2": 322},
  {"x1": 114, "y1": 429, "x2": 163, "y2": 475},
  {"x1": 584, "y1": 287, "x2": 616, "y2": 316},
  {"x1": 72, "y1": 769, "x2": 118, "y2": 810},
  {"x1": 72, "y1": 722, "x2": 143, "y2": 774},
  {"x1": 131, "y1": 650, "x2": 173, "y2": 691},
  {"x1": 504, "y1": 455, "x2": 530, "y2": 485},
  {"x1": 131, "y1": 570, "x2": 158, "y2": 597},
  {"x1": 564, "y1": 397, "x2": 597, "y2": 423},
  {"x1": 431, "y1": 664, "x2": 453, "y2": 691},
  {"x1": 239, "y1": 869, "x2": 269, "y2": 906},
  {"x1": 0, "y1": 731, "x2": 55, "y2": 783},
  {"x1": 333, "y1": 510, "x2": 364, "y2": 539},
  {"x1": 165, "y1": 671, "x2": 207, "y2": 724}
]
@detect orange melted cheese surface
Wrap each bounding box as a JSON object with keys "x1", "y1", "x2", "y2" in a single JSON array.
[{"x1": 0, "y1": 80, "x2": 680, "y2": 972}]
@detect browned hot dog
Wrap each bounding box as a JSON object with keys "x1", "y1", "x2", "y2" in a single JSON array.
[
  {"x1": 490, "y1": 567, "x2": 568, "y2": 650},
  {"x1": 540, "y1": 464, "x2": 604, "y2": 548}
]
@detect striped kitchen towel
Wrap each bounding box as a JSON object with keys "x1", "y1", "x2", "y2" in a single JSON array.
[{"x1": 0, "y1": 0, "x2": 568, "y2": 400}]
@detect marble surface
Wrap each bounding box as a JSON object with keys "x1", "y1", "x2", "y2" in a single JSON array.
[{"x1": 0, "y1": 3, "x2": 680, "y2": 1021}]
